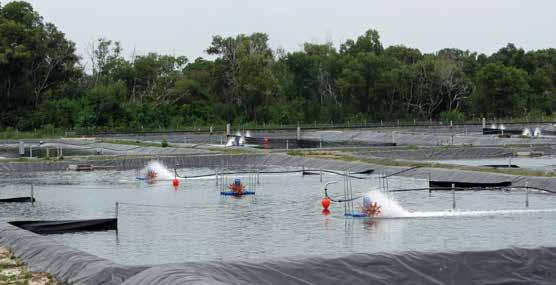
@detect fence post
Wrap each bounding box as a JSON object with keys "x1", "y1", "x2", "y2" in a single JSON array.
[
  {"x1": 428, "y1": 173, "x2": 432, "y2": 196},
  {"x1": 30, "y1": 185, "x2": 34, "y2": 203},
  {"x1": 525, "y1": 181, "x2": 529, "y2": 208},
  {"x1": 19, "y1": 142, "x2": 25, "y2": 156},
  {"x1": 452, "y1": 183, "x2": 456, "y2": 210},
  {"x1": 115, "y1": 202, "x2": 119, "y2": 219}
]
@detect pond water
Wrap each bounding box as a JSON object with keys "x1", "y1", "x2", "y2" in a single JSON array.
[{"x1": 1, "y1": 164, "x2": 556, "y2": 266}]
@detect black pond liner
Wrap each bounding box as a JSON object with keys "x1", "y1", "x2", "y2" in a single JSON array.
[
  {"x1": 0, "y1": 197, "x2": 35, "y2": 203},
  {"x1": 482, "y1": 128, "x2": 523, "y2": 135},
  {"x1": 9, "y1": 218, "x2": 117, "y2": 235},
  {"x1": 429, "y1": 180, "x2": 512, "y2": 188},
  {"x1": 243, "y1": 136, "x2": 396, "y2": 148},
  {"x1": 482, "y1": 164, "x2": 520, "y2": 168}
]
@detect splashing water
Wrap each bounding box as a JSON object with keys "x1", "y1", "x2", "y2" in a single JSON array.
[
  {"x1": 522, "y1": 128, "x2": 532, "y2": 137},
  {"x1": 364, "y1": 191, "x2": 410, "y2": 218},
  {"x1": 143, "y1": 161, "x2": 175, "y2": 180},
  {"x1": 499, "y1": 124, "x2": 505, "y2": 130},
  {"x1": 534, "y1": 127, "x2": 542, "y2": 137},
  {"x1": 490, "y1": 123, "x2": 497, "y2": 129},
  {"x1": 225, "y1": 137, "x2": 235, "y2": 147},
  {"x1": 245, "y1": 130, "x2": 252, "y2": 137}
]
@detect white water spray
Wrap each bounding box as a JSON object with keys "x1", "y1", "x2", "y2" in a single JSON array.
[
  {"x1": 225, "y1": 137, "x2": 235, "y2": 147},
  {"x1": 522, "y1": 128, "x2": 532, "y2": 137},
  {"x1": 364, "y1": 191, "x2": 410, "y2": 218},
  {"x1": 143, "y1": 161, "x2": 175, "y2": 180},
  {"x1": 534, "y1": 127, "x2": 542, "y2": 137}
]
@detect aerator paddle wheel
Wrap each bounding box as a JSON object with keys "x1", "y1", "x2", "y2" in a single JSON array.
[{"x1": 361, "y1": 202, "x2": 382, "y2": 217}]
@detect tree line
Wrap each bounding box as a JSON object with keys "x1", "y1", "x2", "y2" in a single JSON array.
[{"x1": 1, "y1": 1, "x2": 555, "y2": 131}]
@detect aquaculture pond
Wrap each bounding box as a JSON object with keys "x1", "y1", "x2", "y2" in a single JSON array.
[{"x1": 1, "y1": 165, "x2": 556, "y2": 266}]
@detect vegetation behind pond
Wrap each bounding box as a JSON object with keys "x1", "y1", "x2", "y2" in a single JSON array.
[{"x1": 1, "y1": 1, "x2": 555, "y2": 133}]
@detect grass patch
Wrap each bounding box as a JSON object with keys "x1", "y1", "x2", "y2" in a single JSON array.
[{"x1": 0, "y1": 128, "x2": 65, "y2": 140}]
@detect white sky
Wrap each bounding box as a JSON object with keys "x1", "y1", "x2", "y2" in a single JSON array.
[{"x1": 10, "y1": 0, "x2": 556, "y2": 62}]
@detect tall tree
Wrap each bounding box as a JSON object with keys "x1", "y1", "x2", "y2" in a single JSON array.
[{"x1": 0, "y1": 1, "x2": 79, "y2": 129}]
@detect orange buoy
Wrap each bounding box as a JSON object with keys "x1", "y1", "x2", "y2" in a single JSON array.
[
  {"x1": 321, "y1": 197, "x2": 331, "y2": 210},
  {"x1": 172, "y1": 178, "x2": 180, "y2": 187}
]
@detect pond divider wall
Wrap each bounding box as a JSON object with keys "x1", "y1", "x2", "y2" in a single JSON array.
[
  {"x1": 0, "y1": 197, "x2": 35, "y2": 203},
  {"x1": 9, "y1": 219, "x2": 117, "y2": 235}
]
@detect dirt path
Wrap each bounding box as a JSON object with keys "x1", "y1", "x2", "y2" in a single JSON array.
[{"x1": 0, "y1": 247, "x2": 60, "y2": 285}]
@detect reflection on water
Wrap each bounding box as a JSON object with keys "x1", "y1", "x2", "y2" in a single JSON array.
[{"x1": 1, "y1": 168, "x2": 556, "y2": 265}]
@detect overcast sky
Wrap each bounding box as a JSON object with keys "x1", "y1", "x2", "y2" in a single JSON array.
[{"x1": 12, "y1": 0, "x2": 556, "y2": 62}]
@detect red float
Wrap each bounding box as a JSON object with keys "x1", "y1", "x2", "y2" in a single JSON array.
[{"x1": 321, "y1": 197, "x2": 331, "y2": 210}]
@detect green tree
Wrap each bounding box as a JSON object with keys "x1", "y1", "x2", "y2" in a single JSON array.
[
  {"x1": 0, "y1": 1, "x2": 79, "y2": 129},
  {"x1": 472, "y1": 63, "x2": 530, "y2": 117}
]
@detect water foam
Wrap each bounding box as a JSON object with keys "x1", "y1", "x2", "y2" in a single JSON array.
[{"x1": 407, "y1": 208, "x2": 556, "y2": 219}]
